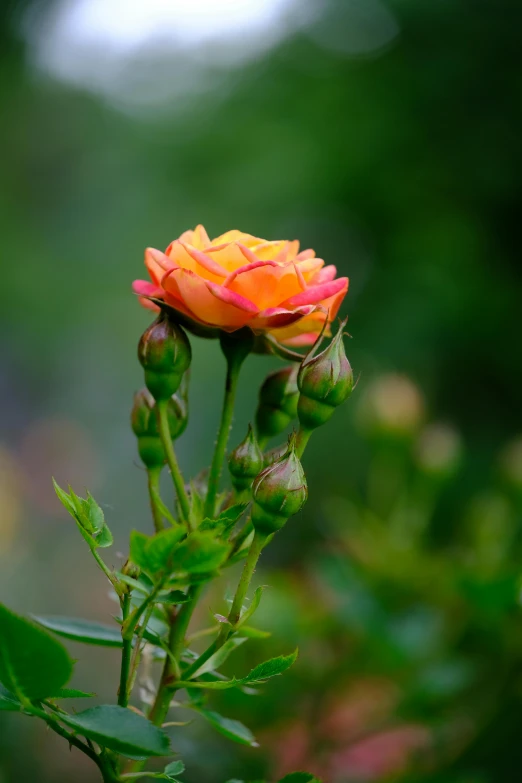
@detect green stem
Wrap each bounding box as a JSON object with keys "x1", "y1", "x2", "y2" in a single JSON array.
[
  {"x1": 91, "y1": 550, "x2": 121, "y2": 594},
  {"x1": 156, "y1": 399, "x2": 191, "y2": 528},
  {"x1": 147, "y1": 467, "x2": 164, "y2": 532},
  {"x1": 127, "y1": 604, "x2": 155, "y2": 697},
  {"x1": 296, "y1": 426, "x2": 312, "y2": 458},
  {"x1": 29, "y1": 704, "x2": 118, "y2": 782},
  {"x1": 183, "y1": 531, "x2": 267, "y2": 680},
  {"x1": 204, "y1": 353, "x2": 245, "y2": 519},
  {"x1": 122, "y1": 582, "x2": 163, "y2": 640},
  {"x1": 219, "y1": 530, "x2": 266, "y2": 641},
  {"x1": 123, "y1": 586, "x2": 202, "y2": 778},
  {"x1": 147, "y1": 584, "x2": 204, "y2": 726},
  {"x1": 118, "y1": 593, "x2": 132, "y2": 708}
]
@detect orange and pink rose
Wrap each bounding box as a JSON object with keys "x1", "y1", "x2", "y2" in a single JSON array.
[{"x1": 133, "y1": 226, "x2": 348, "y2": 346}]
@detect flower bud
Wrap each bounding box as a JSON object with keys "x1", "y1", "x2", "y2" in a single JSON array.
[
  {"x1": 131, "y1": 388, "x2": 187, "y2": 468},
  {"x1": 131, "y1": 389, "x2": 165, "y2": 469},
  {"x1": 252, "y1": 435, "x2": 307, "y2": 535},
  {"x1": 131, "y1": 389, "x2": 155, "y2": 438},
  {"x1": 256, "y1": 365, "x2": 299, "y2": 441},
  {"x1": 138, "y1": 313, "x2": 191, "y2": 401},
  {"x1": 297, "y1": 321, "x2": 353, "y2": 430},
  {"x1": 165, "y1": 392, "x2": 188, "y2": 441},
  {"x1": 228, "y1": 424, "x2": 264, "y2": 493},
  {"x1": 263, "y1": 443, "x2": 288, "y2": 467},
  {"x1": 122, "y1": 559, "x2": 140, "y2": 580}
]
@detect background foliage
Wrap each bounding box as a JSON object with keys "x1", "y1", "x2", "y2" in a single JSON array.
[{"x1": 1, "y1": 0, "x2": 522, "y2": 781}]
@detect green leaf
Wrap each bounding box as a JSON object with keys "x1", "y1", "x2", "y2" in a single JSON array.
[
  {"x1": 52, "y1": 688, "x2": 95, "y2": 699},
  {"x1": 130, "y1": 528, "x2": 186, "y2": 577},
  {"x1": 143, "y1": 528, "x2": 186, "y2": 574},
  {"x1": 84, "y1": 492, "x2": 105, "y2": 530},
  {"x1": 117, "y1": 574, "x2": 150, "y2": 595},
  {"x1": 156, "y1": 590, "x2": 190, "y2": 605},
  {"x1": 52, "y1": 478, "x2": 78, "y2": 517},
  {"x1": 53, "y1": 479, "x2": 97, "y2": 547},
  {"x1": 236, "y1": 586, "x2": 265, "y2": 629},
  {"x1": 0, "y1": 604, "x2": 73, "y2": 700},
  {"x1": 184, "y1": 649, "x2": 298, "y2": 691},
  {"x1": 190, "y1": 637, "x2": 247, "y2": 678},
  {"x1": 52, "y1": 480, "x2": 112, "y2": 549},
  {"x1": 60, "y1": 705, "x2": 171, "y2": 757},
  {"x1": 0, "y1": 684, "x2": 20, "y2": 711},
  {"x1": 95, "y1": 520, "x2": 114, "y2": 548},
  {"x1": 278, "y1": 775, "x2": 322, "y2": 783},
  {"x1": 34, "y1": 615, "x2": 124, "y2": 647},
  {"x1": 197, "y1": 708, "x2": 258, "y2": 747},
  {"x1": 242, "y1": 650, "x2": 298, "y2": 684},
  {"x1": 239, "y1": 626, "x2": 271, "y2": 639},
  {"x1": 153, "y1": 495, "x2": 179, "y2": 528},
  {"x1": 129, "y1": 532, "x2": 149, "y2": 569},
  {"x1": 174, "y1": 532, "x2": 231, "y2": 574},
  {"x1": 188, "y1": 480, "x2": 206, "y2": 529},
  {"x1": 164, "y1": 760, "x2": 185, "y2": 777},
  {"x1": 199, "y1": 503, "x2": 248, "y2": 535},
  {"x1": 120, "y1": 761, "x2": 185, "y2": 781}
]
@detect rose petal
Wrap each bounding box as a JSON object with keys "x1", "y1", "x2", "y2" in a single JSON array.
[
  {"x1": 293, "y1": 261, "x2": 307, "y2": 291},
  {"x1": 283, "y1": 277, "x2": 348, "y2": 307},
  {"x1": 132, "y1": 279, "x2": 163, "y2": 298},
  {"x1": 309, "y1": 264, "x2": 337, "y2": 285},
  {"x1": 250, "y1": 240, "x2": 288, "y2": 261},
  {"x1": 192, "y1": 224, "x2": 211, "y2": 249},
  {"x1": 296, "y1": 256, "x2": 325, "y2": 281},
  {"x1": 145, "y1": 247, "x2": 176, "y2": 284},
  {"x1": 165, "y1": 268, "x2": 256, "y2": 329},
  {"x1": 268, "y1": 309, "x2": 328, "y2": 344},
  {"x1": 319, "y1": 284, "x2": 348, "y2": 322},
  {"x1": 295, "y1": 248, "x2": 316, "y2": 261},
  {"x1": 166, "y1": 240, "x2": 227, "y2": 283},
  {"x1": 203, "y1": 241, "x2": 250, "y2": 272},
  {"x1": 206, "y1": 280, "x2": 259, "y2": 313},
  {"x1": 285, "y1": 239, "x2": 300, "y2": 260},
  {"x1": 139, "y1": 297, "x2": 161, "y2": 312},
  {"x1": 180, "y1": 242, "x2": 229, "y2": 278},
  {"x1": 249, "y1": 304, "x2": 316, "y2": 331},
  {"x1": 224, "y1": 260, "x2": 304, "y2": 311},
  {"x1": 223, "y1": 259, "x2": 277, "y2": 285},
  {"x1": 236, "y1": 243, "x2": 265, "y2": 265},
  {"x1": 177, "y1": 229, "x2": 195, "y2": 244},
  {"x1": 278, "y1": 332, "x2": 322, "y2": 347},
  {"x1": 210, "y1": 230, "x2": 262, "y2": 247}
]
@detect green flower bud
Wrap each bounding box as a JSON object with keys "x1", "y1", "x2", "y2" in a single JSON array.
[
  {"x1": 131, "y1": 389, "x2": 155, "y2": 438},
  {"x1": 131, "y1": 389, "x2": 164, "y2": 469},
  {"x1": 252, "y1": 435, "x2": 307, "y2": 535},
  {"x1": 256, "y1": 365, "x2": 299, "y2": 441},
  {"x1": 297, "y1": 320, "x2": 353, "y2": 430},
  {"x1": 122, "y1": 559, "x2": 140, "y2": 580},
  {"x1": 228, "y1": 424, "x2": 264, "y2": 492},
  {"x1": 165, "y1": 392, "x2": 188, "y2": 441},
  {"x1": 263, "y1": 443, "x2": 287, "y2": 467},
  {"x1": 138, "y1": 313, "x2": 191, "y2": 401},
  {"x1": 131, "y1": 388, "x2": 188, "y2": 468}
]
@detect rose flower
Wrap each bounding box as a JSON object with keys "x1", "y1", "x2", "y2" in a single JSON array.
[{"x1": 133, "y1": 226, "x2": 348, "y2": 346}]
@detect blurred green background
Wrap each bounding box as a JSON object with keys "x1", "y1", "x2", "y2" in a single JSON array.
[{"x1": 1, "y1": 0, "x2": 522, "y2": 781}]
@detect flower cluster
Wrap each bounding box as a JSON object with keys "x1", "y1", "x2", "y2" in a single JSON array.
[{"x1": 0, "y1": 227, "x2": 353, "y2": 783}]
